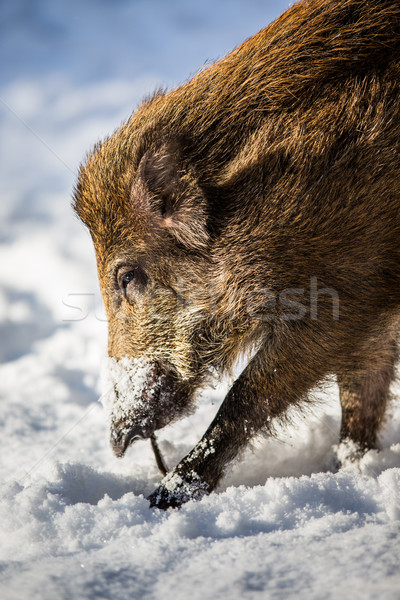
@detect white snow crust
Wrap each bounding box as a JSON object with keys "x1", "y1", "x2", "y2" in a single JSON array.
[
  {"x1": 1, "y1": 1, "x2": 400, "y2": 599},
  {"x1": 100, "y1": 356, "x2": 156, "y2": 433}
]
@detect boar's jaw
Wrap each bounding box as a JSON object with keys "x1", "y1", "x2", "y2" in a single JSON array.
[{"x1": 101, "y1": 357, "x2": 195, "y2": 457}]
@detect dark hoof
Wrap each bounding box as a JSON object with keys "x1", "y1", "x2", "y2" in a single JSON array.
[{"x1": 148, "y1": 471, "x2": 210, "y2": 510}]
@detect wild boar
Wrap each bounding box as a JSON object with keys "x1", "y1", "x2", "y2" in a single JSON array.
[{"x1": 74, "y1": 0, "x2": 400, "y2": 509}]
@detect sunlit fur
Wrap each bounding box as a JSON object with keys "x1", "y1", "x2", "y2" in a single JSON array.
[{"x1": 74, "y1": 0, "x2": 400, "y2": 505}]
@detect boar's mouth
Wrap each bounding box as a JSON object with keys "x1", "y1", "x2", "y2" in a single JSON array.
[
  {"x1": 101, "y1": 357, "x2": 195, "y2": 458},
  {"x1": 111, "y1": 420, "x2": 145, "y2": 458}
]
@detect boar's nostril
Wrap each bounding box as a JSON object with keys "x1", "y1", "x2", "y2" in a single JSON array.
[{"x1": 111, "y1": 425, "x2": 146, "y2": 457}]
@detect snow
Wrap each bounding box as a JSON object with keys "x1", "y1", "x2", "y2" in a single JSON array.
[
  {"x1": 101, "y1": 357, "x2": 156, "y2": 427},
  {"x1": 1, "y1": 1, "x2": 400, "y2": 598}
]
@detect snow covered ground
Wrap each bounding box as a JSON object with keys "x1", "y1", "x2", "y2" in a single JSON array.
[{"x1": 0, "y1": 1, "x2": 399, "y2": 598}]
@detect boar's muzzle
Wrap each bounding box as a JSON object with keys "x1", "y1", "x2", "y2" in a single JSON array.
[
  {"x1": 111, "y1": 424, "x2": 146, "y2": 458},
  {"x1": 101, "y1": 357, "x2": 195, "y2": 457}
]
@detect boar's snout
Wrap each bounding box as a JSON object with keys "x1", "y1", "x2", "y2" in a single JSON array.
[
  {"x1": 110, "y1": 424, "x2": 146, "y2": 458},
  {"x1": 101, "y1": 356, "x2": 196, "y2": 457}
]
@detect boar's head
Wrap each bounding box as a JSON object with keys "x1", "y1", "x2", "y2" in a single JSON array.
[{"x1": 73, "y1": 125, "x2": 232, "y2": 457}]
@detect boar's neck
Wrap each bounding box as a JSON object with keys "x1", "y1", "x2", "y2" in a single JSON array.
[{"x1": 133, "y1": 0, "x2": 400, "y2": 179}]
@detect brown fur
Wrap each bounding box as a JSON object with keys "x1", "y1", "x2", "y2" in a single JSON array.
[{"x1": 74, "y1": 0, "x2": 400, "y2": 508}]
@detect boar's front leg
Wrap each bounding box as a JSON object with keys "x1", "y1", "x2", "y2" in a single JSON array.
[{"x1": 148, "y1": 332, "x2": 332, "y2": 509}]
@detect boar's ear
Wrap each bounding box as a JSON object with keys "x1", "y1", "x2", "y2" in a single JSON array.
[{"x1": 137, "y1": 139, "x2": 209, "y2": 250}]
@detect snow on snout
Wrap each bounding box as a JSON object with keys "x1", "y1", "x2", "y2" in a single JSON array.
[{"x1": 100, "y1": 357, "x2": 160, "y2": 436}]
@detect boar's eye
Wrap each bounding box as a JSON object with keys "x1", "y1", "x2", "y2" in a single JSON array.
[
  {"x1": 117, "y1": 265, "x2": 148, "y2": 300},
  {"x1": 121, "y1": 271, "x2": 135, "y2": 287}
]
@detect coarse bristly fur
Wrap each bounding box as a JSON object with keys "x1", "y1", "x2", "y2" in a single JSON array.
[{"x1": 74, "y1": 0, "x2": 400, "y2": 509}]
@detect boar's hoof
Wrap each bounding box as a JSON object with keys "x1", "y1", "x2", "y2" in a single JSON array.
[
  {"x1": 111, "y1": 425, "x2": 146, "y2": 458},
  {"x1": 148, "y1": 470, "x2": 210, "y2": 510}
]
